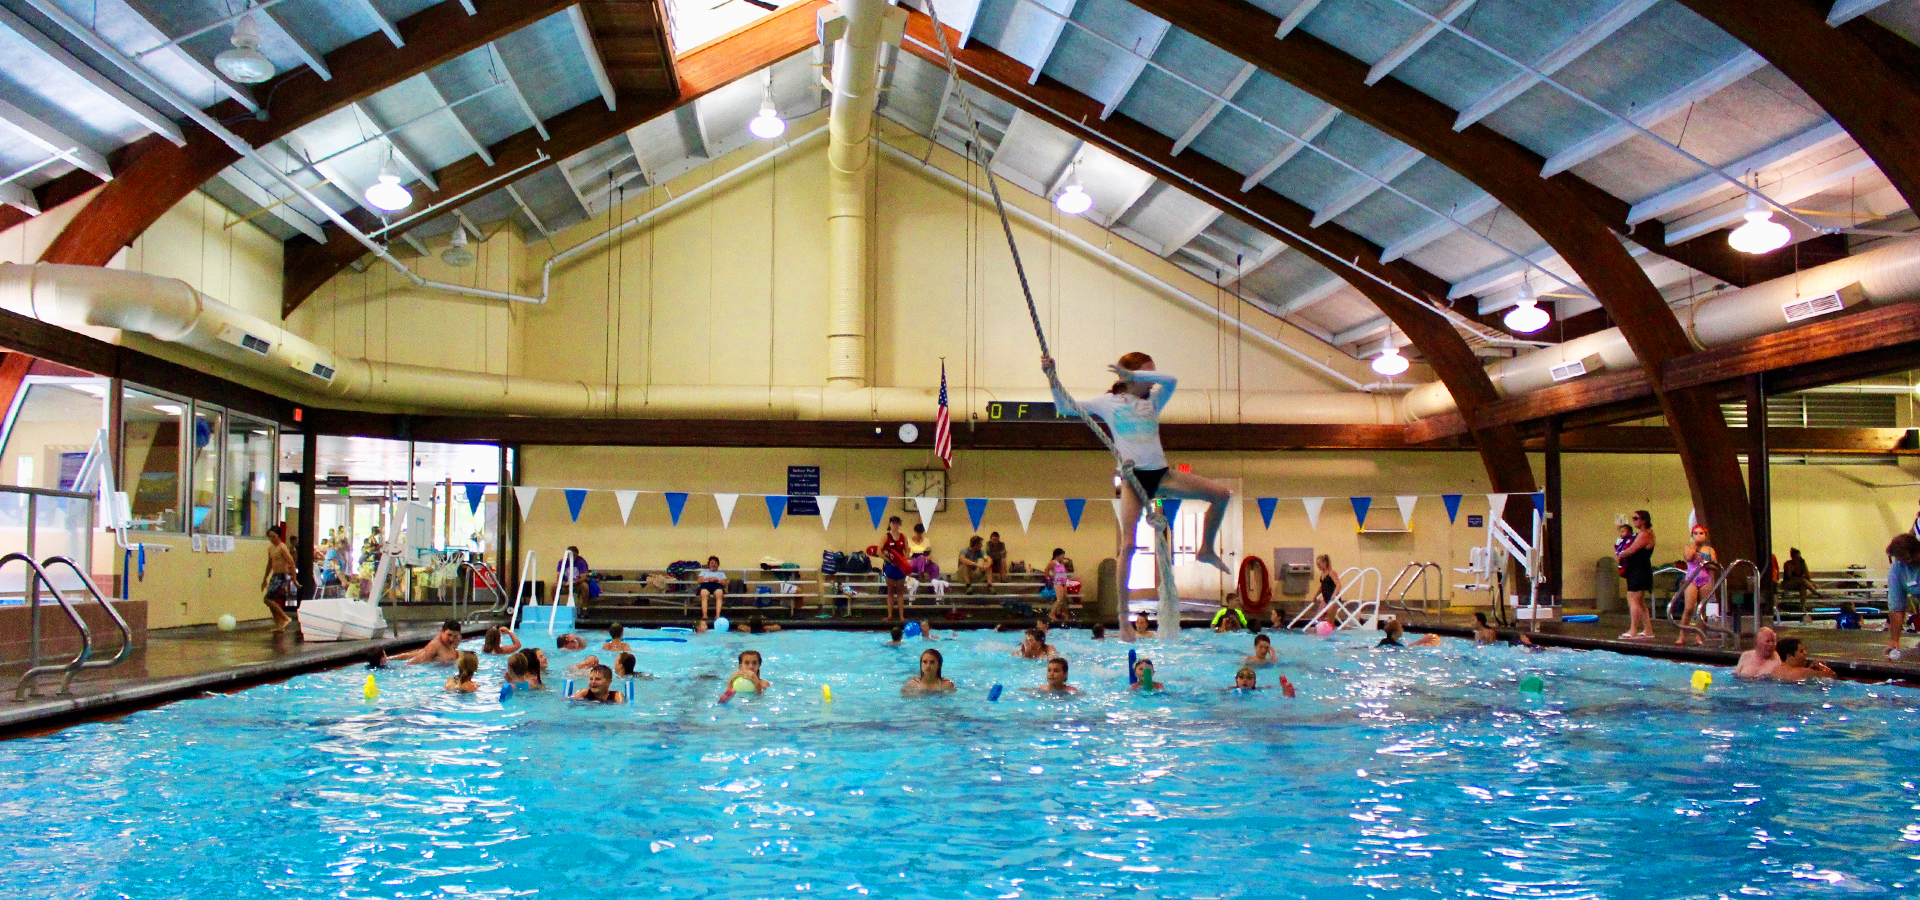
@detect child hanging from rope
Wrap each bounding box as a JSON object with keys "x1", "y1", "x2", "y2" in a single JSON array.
[{"x1": 1043, "y1": 351, "x2": 1234, "y2": 618}]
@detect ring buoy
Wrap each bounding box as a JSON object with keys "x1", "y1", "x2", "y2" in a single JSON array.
[{"x1": 1238, "y1": 556, "x2": 1273, "y2": 616}]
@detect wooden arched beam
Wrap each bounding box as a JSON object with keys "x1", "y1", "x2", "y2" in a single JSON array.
[
  {"x1": 1674, "y1": 0, "x2": 1920, "y2": 212},
  {"x1": 899, "y1": 11, "x2": 1537, "y2": 505},
  {"x1": 37, "y1": 0, "x2": 579, "y2": 268},
  {"x1": 1124, "y1": 0, "x2": 1752, "y2": 563},
  {"x1": 282, "y1": 0, "x2": 831, "y2": 315}
]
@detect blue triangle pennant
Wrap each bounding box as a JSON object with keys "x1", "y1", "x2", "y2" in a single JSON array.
[
  {"x1": 1442, "y1": 494, "x2": 1463, "y2": 524},
  {"x1": 865, "y1": 496, "x2": 889, "y2": 530},
  {"x1": 564, "y1": 489, "x2": 588, "y2": 523},
  {"x1": 664, "y1": 492, "x2": 689, "y2": 525},
  {"x1": 1256, "y1": 497, "x2": 1278, "y2": 529},
  {"x1": 965, "y1": 497, "x2": 988, "y2": 531},
  {"x1": 1350, "y1": 496, "x2": 1372, "y2": 528},
  {"x1": 1063, "y1": 498, "x2": 1086, "y2": 531},
  {"x1": 464, "y1": 482, "x2": 486, "y2": 515},
  {"x1": 1160, "y1": 498, "x2": 1183, "y2": 523},
  {"x1": 766, "y1": 495, "x2": 788, "y2": 528},
  {"x1": 1532, "y1": 492, "x2": 1546, "y2": 515}
]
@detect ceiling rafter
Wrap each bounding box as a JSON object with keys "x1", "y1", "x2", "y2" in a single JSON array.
[
  {"x1": 1277, "y1": 275, "x2": 1346, "y2": 315},
  {"x1": 1628, "y1": 120, "x2": 1847, "y2": 226},
  {"x1": 255, "y1": 3, "x2": 332, "y2": 81},
  {"x1": 347, "y1": 0, "x2": 404, "y2": 47},
  {"x1": 0, "y1": 97, "x2": 112, "y2": 180},
  {"x1": 1239, "y1": 106, "x2": 1337, "y2": 192},
  {"x1": 1539, "y1": 50, "x2": 1763, "y2": 178},
  {"x1": 36, "y1": 0, "x2": 579, "y2": 269},
  {"x1": 108, "y1": 0, "x2": 257, "y2": 112},
  {"x1": 1380, "y1": 193, "x2": 1497, "y2": 263},
  {"x1": 213, "y1": 167, "x2": 325, "y2": 243},
  {"x1": 1366, "y1": 0, "x2": 1475, "y2": 86},
  {"x1": 504, "y1": 183, "x2": 551, "y2": 238},
  {"x1": 0, "y1": 7, "x2": 183, "y2": 147},
  {"x1": 1122, "y1": 0, "x2": 1751, "y2": 561},
  {"x1": 1311, "y1": 145, "x2": 1421, "y2": 227},
  {"x1": 350, "y1": 102, "x2": 437, "y2": 192},
  {"x1": 1171, "y1": 62, "x2": 1255, "y2": 155},
  {"x1": 1101, "y1": 18, "x2": 1170, "y2": 119},
  {"x1": 568, "y1": 5, "x2": 620, "y2": 111},
  {"x1": 1452, "y1": 0, "x2": 1657, "y2": 131},
  {"x1": 490, "y1": 43, "x2": 549, "y2": 141}
]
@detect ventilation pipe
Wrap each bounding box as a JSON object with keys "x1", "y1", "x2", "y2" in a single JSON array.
[
  {"x1": 0, "y1": 262, "x2": 1404, "y2": 424},
  {"x1": 822, "y1": 0, "x2": 907, "y2": 390},
  {"x1": 1404, "y1": 240, "x2": 1920, "y2": 420}
]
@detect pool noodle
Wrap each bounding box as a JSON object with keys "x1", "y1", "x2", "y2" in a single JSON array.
[
  {"x1": 1127, "y1": 648, "x2": 1138, "y2": 684},
  {"x1": 987, "y1": 684, "x2": 1003, "y2": 701}
]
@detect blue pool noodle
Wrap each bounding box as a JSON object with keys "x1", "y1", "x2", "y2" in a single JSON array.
[
  {"x1": 1128, "y1": 648, "x2": 1138, "y2": 684},
  {"x1": 987, "y1": 684, "x2": 1003, "y2": 702}
]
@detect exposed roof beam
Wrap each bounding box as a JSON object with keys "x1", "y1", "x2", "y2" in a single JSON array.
[
  {"x1": 490, "y1": 43, "x2": 549, "y2": 141},
  {"x1": 108, "y1": 0, "x2": 257, "y2": 112},
  {"x1": 556, "y1": 162, "x2": 596, "y2": 216},
  {"x1": 1453, "y1": 0, "x2": 1657, "y2": 131},
  {"x1": 1673, "y1": 0, "x2": 1920, "y2": 215},
  {"x1": 351, "y1": 102, "x2": 437, "y2": 192},
  {"x1": 1172, "y1": 63, "x2": 1255, "y2": 155},
  {"x1": 1027, "y1": 0, "x2": 1078, "y2": 85},
  {"x1": 257, "y1": 4, "x2": 332, "y2": 80},
  {"x1": 1539, "y1": 50, "x2": 1765, "y2": 177},
  {"x1": 1276, "y1": 0, "x2": 1322, "y2": 38},
  {"x1": 1102, "y1": 19, "x2": 1170, "y2": 118},
  {"x1": 1627, "y1": 120, "x2": 1847, "y2": 225},
  {"x1": 1366, "y1": 0, "x2": 1475, "y2": 86},
  {"x1": 0, "y1": 7, "x2": 182, "y2": 146},
  {"x1": 1451, "y1": 245, "x2": 1566, "y2": 301},
  {"x1": 453, "y1": 209, "x2": 485, "y2": 241},
  {"x1": 1111, "y1": 175, "x2": 1156, "y2": 223},
  {"x1": 505, "y1": 183, "x2": 551, "y2": 238},
  {"x1": 347, "y1": 0, "x2": 404, "y2": 47},
  {"x1": 1333, "y1": 315, "x2": 1391, "y2": 345},
  {"x1": 1160, "y1": 208, "x2": 1224, "y2": 258},
  {"x1": 1239, "y1": 106, "x2": 1337, "y2": 191},
  {"x1": 1311, "y1": 145, "x2": 1421, "y2": 227},
  {"x1": 569, "y1": 5, "x2": 619, "y2": 111},
  {"x1": 1277, "y1": 275, "x2": 1346, "y2": 315},
  {"x1": 1227, "y1": 238, "x2": 1289, "y2": 283},
  {"x1": 282, "y1": 0, "x2": 828, "y2": 313},
  {"x1": 420, "y1": 77, "x2": 494, "y2": 166},
  {"x1": 214, "y1": 168, "x2": 325, "y2": 243},
  {"x1": 39, "y1": 0, "x2": 578, "y2": 267},
  {"x1": 0, "y1": 182, "x2": 40, "y2": 215},
  {"x1": 924, "y1": 70, "x2": 958, "y2": 143},
  {"x1": 1379, "y1": 193, "x2": 1498, "y2": 262},
  {"x1": 1829, "y1": 0, "x2": 1895, "y2": 26},
  {"x1": 900, "y1": 6, "x2": 1538, "y2": 502},
  {"x1": 0, "y1": 97, "x2": 112, "y2": 180},
  {"x1": 1664, "y1": 145, "x2": 1879, "y2": 244},
  {"x1": 401, "y1": 232, "x2": 430, "y2": 256}
]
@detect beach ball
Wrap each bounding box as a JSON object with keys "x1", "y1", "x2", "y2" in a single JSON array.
[{"x1": 217, "y1": 614, "x2": 237, "y2": 631}]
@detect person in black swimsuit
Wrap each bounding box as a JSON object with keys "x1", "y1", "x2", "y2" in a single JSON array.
[
  {"x1": 1306, "y1": 554, "x2": 1338, "y2": 626},
  {"x1": 1615, "y1": 510, "x2": 1656, "y2": 640}
]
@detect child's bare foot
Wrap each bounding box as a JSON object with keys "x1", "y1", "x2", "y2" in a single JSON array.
[{"x1": 1195, "y1": 548, "x2": 1231, "y2": 575}]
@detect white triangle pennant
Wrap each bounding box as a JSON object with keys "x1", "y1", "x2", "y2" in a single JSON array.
[
  {"x1": 913, "y1": 496, "x2": 937, "y2": 529},
  {"x1": 1112, "y1": 498, "x2": 1125, "y2": 527},
  {"x1": 714, "y1": 493, "x2": 739, "y2": 528},
  {"x1": 1013, "y1": 498, "x2": 1037, "y2": 533},
  {"x1": 1396, "y1": 495, "x2": 1418, "y2": 528},
  {"x1": 614, "y1": 490, "x2": 639, "y2": 524},
  {"x1": 513, "y1": 486, "x2": 539, "y2": 518},
  {"x1": 1302, "y1": 497, "x2": 1324, "y2": 530},
  {"x1": 817, "y1": 495, "x2": 839, "y2": 530},
  {"x1": 1487, "y1": 493, "x2": 1509, "y2": 521}
]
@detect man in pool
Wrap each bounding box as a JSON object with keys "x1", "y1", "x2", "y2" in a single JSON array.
[
  {"x1": 602, "y1": 623, "x2": 630, "y2": 651},
  {"x1": 1031, "y1": 657, "x2": 1077, "y2": 693},
  {"x1": 405, "y1": 620, "x2": 463, "y2": 665},
  {"x1": 1771, "y1": 637, "x2": 1835, "y2": 683},
  {"x1": 1734, "y1": 626, "x2": 1781, "y2": 679}
]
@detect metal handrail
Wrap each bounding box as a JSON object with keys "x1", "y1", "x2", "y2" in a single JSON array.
[
  {"x1": 459, "y1": 560, "x2": 509, "y2": 624},
  {"x1": 5, "y1": 552, "x2": 90, "y2": 700},
  {"x1": 1334, "y1": 567, "x2": 1385, "y2": 630},
  {"x1": 37, "y1": 555, "x2": 132, "y2": 671},
  {"x1": 1673, "y1": 558, "x2": 1756, "y2": 648},
  {"x1": 1287, "y1": 566, "x2": 1359, "y2": 629},
  {"x1": 508, "y1": 550, "x2": 537, "y2": 629},
  {"x1": 1382, "y1": 561, "x2": 1443, "y2": 622}
]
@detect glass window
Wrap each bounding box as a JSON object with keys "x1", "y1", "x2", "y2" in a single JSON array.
[
  {"x1": 120, "y1": 387, "x2": 186, "y2": 532},
  {"x1": 224, "y1": 415, "x2": 275, "y2": 537},
  {"x1": 0, "y1": 379, "x2": 108, "y2": 490},
  {"x1": 189, "y1": 404, "x2": 223, "y2": 534}
]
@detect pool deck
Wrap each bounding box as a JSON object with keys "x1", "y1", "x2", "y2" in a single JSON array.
[{"x1": 0, "y1": 621, "x2": 467, "y2": 737}]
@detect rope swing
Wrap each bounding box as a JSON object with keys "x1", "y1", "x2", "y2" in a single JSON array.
[{"x1": 921, "y1": 1, "x2": 1181, "y2": 639}]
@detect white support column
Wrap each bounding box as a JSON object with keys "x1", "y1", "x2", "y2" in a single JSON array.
[
  {"x1": 1453, "y1": 0, "x2": 1656, "y2": 131},
  {"x1": 1240, "y1": 106, "x2": 1338, "y2": 192},
  {"x1": 1378, "y1": 193, "x2": 1498, "y2": 263},
  {"x1": 0, "y1": 8, "x2": 182, "y2": 146},
  {"x1": 1540, "y1": 50, "x2": 1764, "y2": 177},
  {"x1": 1101, "y1": 20, "x2": 1170, "y2": 119},
  {"x1": 0, "y1": 97, "x2": 111, "y2": 180},
  {"x1": 1311, "y1": 145, "x2": 1422, "y2": 227},
  {"x1": 1172, "y1": 63, "x2": 1255, "y2": 155},
  {"x1": 568, "y1": 5, "x2": 618, "y2": 111},
  {"x1": 1366, "y1": 0, "x2": 1475, "y2": 86}
]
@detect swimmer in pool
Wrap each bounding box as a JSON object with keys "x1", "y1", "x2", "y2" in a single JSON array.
[
  {"x1": 747, "y1": 614, "x2": 781, "y2": 634},
  {"x1": 565, "y1": 655, "x2": 603, "y2": 676},
  {"x1": 612, "y1": 651, "x2": 654, "y2": 679},
  {"x1": 570, "y1": 664, "x2": 625, "y2": 703},
  {"x1": 505, "y1": 652, "x2": 539, "y2": 689},
  {"x1": 406, "y1": 620, "x2": 463, "y2": 665},
  {"x1": 1771, "y1": 637, "x2": 1835, "y2": 683},
  {"x1": 1131, "y1": 612, "x2": 1155, "y2": 639},
  {"x1": 481, "y1": 626, "x2": 521, "y2": 656},
  {"x1": 556, "y1": 633, "x2": 587, "y2": 651},
  {"x1": 1128, "y1": 657, "x2": 1167, "y2": 691},
  {"x1": 902, "y1": 648, "x2": 957, "y2": 695},
  {"x1": 722, "y1": 649, "x2": 770, "y2": 695},
  {"x1": 1027, "y1": 657, "x2": 1077, "y2": 694},
  {"x1": 1378, "y1": 619, "x2": 1442, "y2": 648},
  {"x1": 1734, "y1": 626, "x2": 1782, "y2": 679},
  {"x1": 602, "y1": 623, "x2": 631, "y2": 651},
  {"x1": 886, "y1": 625, "x2": 905, "y2": 646},
  {"x1": 915, "y1": 620, "x2": 940, "y2": 640},
  {"x1": 1015, "y1": 628, "x2": 1056, "y2": 659},
  {"x1": 1245, "y1": 634, "x2": 1277, "y2": 665},
  {"x1": 445, "y1": 651, "x2": 479, "y2": 693},
  {"x1": 1231, "y1": 667, "x2": 1262, "y2": 692}
]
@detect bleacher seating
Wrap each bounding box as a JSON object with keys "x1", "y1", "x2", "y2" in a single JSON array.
[{"x1": 574, "y1": 563, "x2": 1082, "y2": 626}]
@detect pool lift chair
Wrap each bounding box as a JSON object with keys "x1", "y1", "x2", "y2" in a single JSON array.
[
  {"x1": 1453, "y1": 505, "x2": 1546, "y2": 628},
  {"x1": 1286, "y1": 566, "x2": 1384, "y2": 630}
]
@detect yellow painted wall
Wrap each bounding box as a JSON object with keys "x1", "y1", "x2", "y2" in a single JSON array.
[{"x1": 125, "y1": 533, "x2": 277, "y2": 630}]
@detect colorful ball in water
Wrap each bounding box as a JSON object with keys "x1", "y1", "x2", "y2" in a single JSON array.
[
  {"x1": 216, "y1": 614, "x2": 237, "y2": 632},
  {"x1": 712, "y1": 616, "x2": 730, "y2": 633},
  {"x1": 1315, "y1": 621, "x2": 1334, "y2": 638},
  {"x1": 1518, "y1": 675, "x2": 1545, "y2": 694},
  {"x1": 731, "y1": 676, "x2": 755, "y2": 693},
  {"x1": 1691, "y1": 670, "x2": 1712, "y2": 691}
]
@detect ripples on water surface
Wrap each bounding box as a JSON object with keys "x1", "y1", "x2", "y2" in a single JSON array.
[{"x1": 3, "y1": 628, "x2": 1919, "y2": 899}]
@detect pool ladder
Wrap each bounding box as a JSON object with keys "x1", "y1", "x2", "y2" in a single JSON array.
[
  {"x1": 1670, "y1": 559, "x2": 1759, "y2": 649},
  {"x1": 458, "y1": 560, "x2": 510, "y2": 624},
  {"x1": 7, "y1": 553, "x2": 133, "y2": 700},
  {"x1": 1382, "y1": 562, "x2": 1443, "y2": 623}
]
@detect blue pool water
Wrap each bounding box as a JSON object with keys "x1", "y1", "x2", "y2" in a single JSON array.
[{"x1": 3, "y1": 628, "x2": 1919, "y2": 899}]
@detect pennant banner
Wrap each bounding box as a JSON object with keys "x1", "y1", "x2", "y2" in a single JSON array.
[
  {"x1": 1112, "y1": 498, "x2": 1125, "y2": 528},
  {"x1": 1256, "y1": 497, "x2": 1278, "y2": 529},
  {"x1": 615, "y1": 490, "x2": 639, "y2": 524},
  {"x1": 1532, "y1": 492, "x2": 1546, "y2": 515},
  {"x1": 714, "y1": 493, "x2": 739, "y2": 528},
  {"x1": 766, "y1": 495, "x2": 788, "y2": 529},
  {"x1": 913, "y1": 496, "x2": 938, "y2": 529},
  {"x1": 665, "y1": 492, "x2": 689, "y2": 526},
  {"x1": 1014, "y1": 498, "x2": 1038, "y2": 533},
  {"x1": 464, "y1": 482, "x2": 486, "y2": 515},
  {"x1": 1442, "y1": 494, "x2": 1463, "y2": 524},
  {"x1": 1062, "y1": 498, "x2": 1085, "y2": 531},
  {"x1": 1487, "y1": 493, "x2": 1509, "y2": 522},
  {"x1": 817, "y1": 495, "x2": 839, "y2": 530},
  {"x1": 1350, "y1": 496, "x2": 1372, "y2": 529},
  {"x1": 1160, "y1": 498, "x2": 1183, "y2": 524},
  {"x1": 1302, "y1": 497, "x2": 1324, "y2": 530},
  {"x1": 866, "y1": 496, "x2": 889, "y2": 530},
  {"x1": 1396, "y1": 495, "x2": 1418, "y2": 529},
  {"x1": 965, "y1": 497, "x2": 989, "y2": 531},
  {"x1": 564, "y1": 489, "x2": 587, "y2": 523},
  {"x1": 513, "y1": 486, "x2": 539, "y2": 518}
]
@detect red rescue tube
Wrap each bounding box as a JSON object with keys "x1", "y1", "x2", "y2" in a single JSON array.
[{"x1": 1238, "y1": 556, "x2": 1273, "y2": 615}]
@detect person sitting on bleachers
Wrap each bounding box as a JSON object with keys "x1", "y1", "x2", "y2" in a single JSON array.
[
  {"x1": 958, "y1": 535, "x2": 995, "y2": 593},
  {"x1": 1779, "y1": 548, "x2": 1823, "y2": 603}
]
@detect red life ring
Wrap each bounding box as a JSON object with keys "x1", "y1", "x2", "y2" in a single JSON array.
[{"x1": 1238, "y1": 556, "x2": 1273, "y2": 615}]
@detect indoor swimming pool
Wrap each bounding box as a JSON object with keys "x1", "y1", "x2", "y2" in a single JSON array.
[{"x1": 3, "y1": 628, "x2": 1917, "y2": 899}]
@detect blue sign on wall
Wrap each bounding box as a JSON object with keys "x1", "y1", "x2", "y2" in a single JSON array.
[{"x1": 787, "y1": 465, "x2": 820, "y2": 516}]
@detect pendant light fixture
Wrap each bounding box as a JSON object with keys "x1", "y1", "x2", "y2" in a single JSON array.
[
  {"x1": 1728, "y1": 189, "x2": 1791, "y2": 255},
  {"x1": 1503, "y1": 278, "x2": 1550, "y2": 333},
  {"x1": 214, "y1": 12, "x2": 275, "y2": 84},
  {"x1": 363, "y1": 154, "x2": 412, "y2": 212}
]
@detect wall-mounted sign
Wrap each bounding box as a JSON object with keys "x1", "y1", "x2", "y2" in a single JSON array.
[
  {"x1": 787, "y1": 465, "x2": 819, "y2": 516},
  {"x1": 1467, "y1": 515, "x2": 1484, "y2": 528},
  {"x1": 985, "y1": 401, "x2": 1070, "y2": 422}
]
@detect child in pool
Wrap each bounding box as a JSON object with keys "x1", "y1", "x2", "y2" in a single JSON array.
[
  {"x1": 902, "y1": 648, "x2": 956, "y2": 695},
  {"x1": 1245, "y1": 633, "x2": 1277, "y2": 665},
  {"x1": 556, "y1": 633, "x2": 587, "y2": 651},
  {"x1": 748, "y1": 614, "x2": 781, "y2": 634},
  {"x1": 1378, "y1": 619, "x2": 1442, "y2": 648},
  {"x1": 886, "y1": 625, "x2": 905, "y2": 646},
  {"x1": 612, "y1": 651, "x2": 655, "y2": 679},
  {"x1": 1131, "y1": 612, "x2": 1155, "y2": 639},
  {"x1": 445, "y1": 651, "x2": 479, "y2": 693},
  {"x1": 723, "y1": 649, "x2": 770, "y2": 695},
  {"x1": 481, "y1": 626, "x2": 521, "y2": 655},
  {"x1": 565, "y1": 654, "x2": 602, "y2": 675},
  {"x1": 1015, "y1": 628, "x2": 1056, "y2": 659},
  {"x1": 1091, "y1": 623, "x2": 1106, "y2": 640},
  {"x1": 1128, "y1": 657, "x2": 1167, "y2": 691},
  {"x1": 602, "y1": 623, "x2": 631, "y2": 651},
  {"x1": 570, "y1": 664, "x2": 625, "y2": 703},
  {"x1": 365, "y1": 648, "x2": 388, "y2": 669},
  {"x1": 507, "y1": 648, "x2": 547, "y2": 689},
  {"x1": 916, "y1": 620, "x2": 940, "y2": 640},
  {"x1": 1231, "y1": 666, "x2": 1262, "y2": 692},
  {"x1": 1027, "y1": 657, "x2": 1077, "y2": 693}
]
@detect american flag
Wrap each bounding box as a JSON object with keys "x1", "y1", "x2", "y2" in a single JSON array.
[{"x1": 934, "y1": 361, "x2": 953, "y2": 468}]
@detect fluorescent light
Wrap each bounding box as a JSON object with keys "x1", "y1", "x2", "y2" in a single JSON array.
[
  {"x1": 69, "y1": 382, "x2": 108, "y2": 397},
  {"x1": 1728, "y1": 192, "x2": 1790, "y2": 255},
  {"x1": 1055, "y1": 183, "x2": 1092, "y2": 215},
  {"x1": 364, "y1": 158, "x2": 411, "y2": 212},
  {"x1": 154, "y1": 404, "x2": 183, "y2": 415},
  {"x1": 1370, "y1": 344, "x2": 1410, "y2": 377}
]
